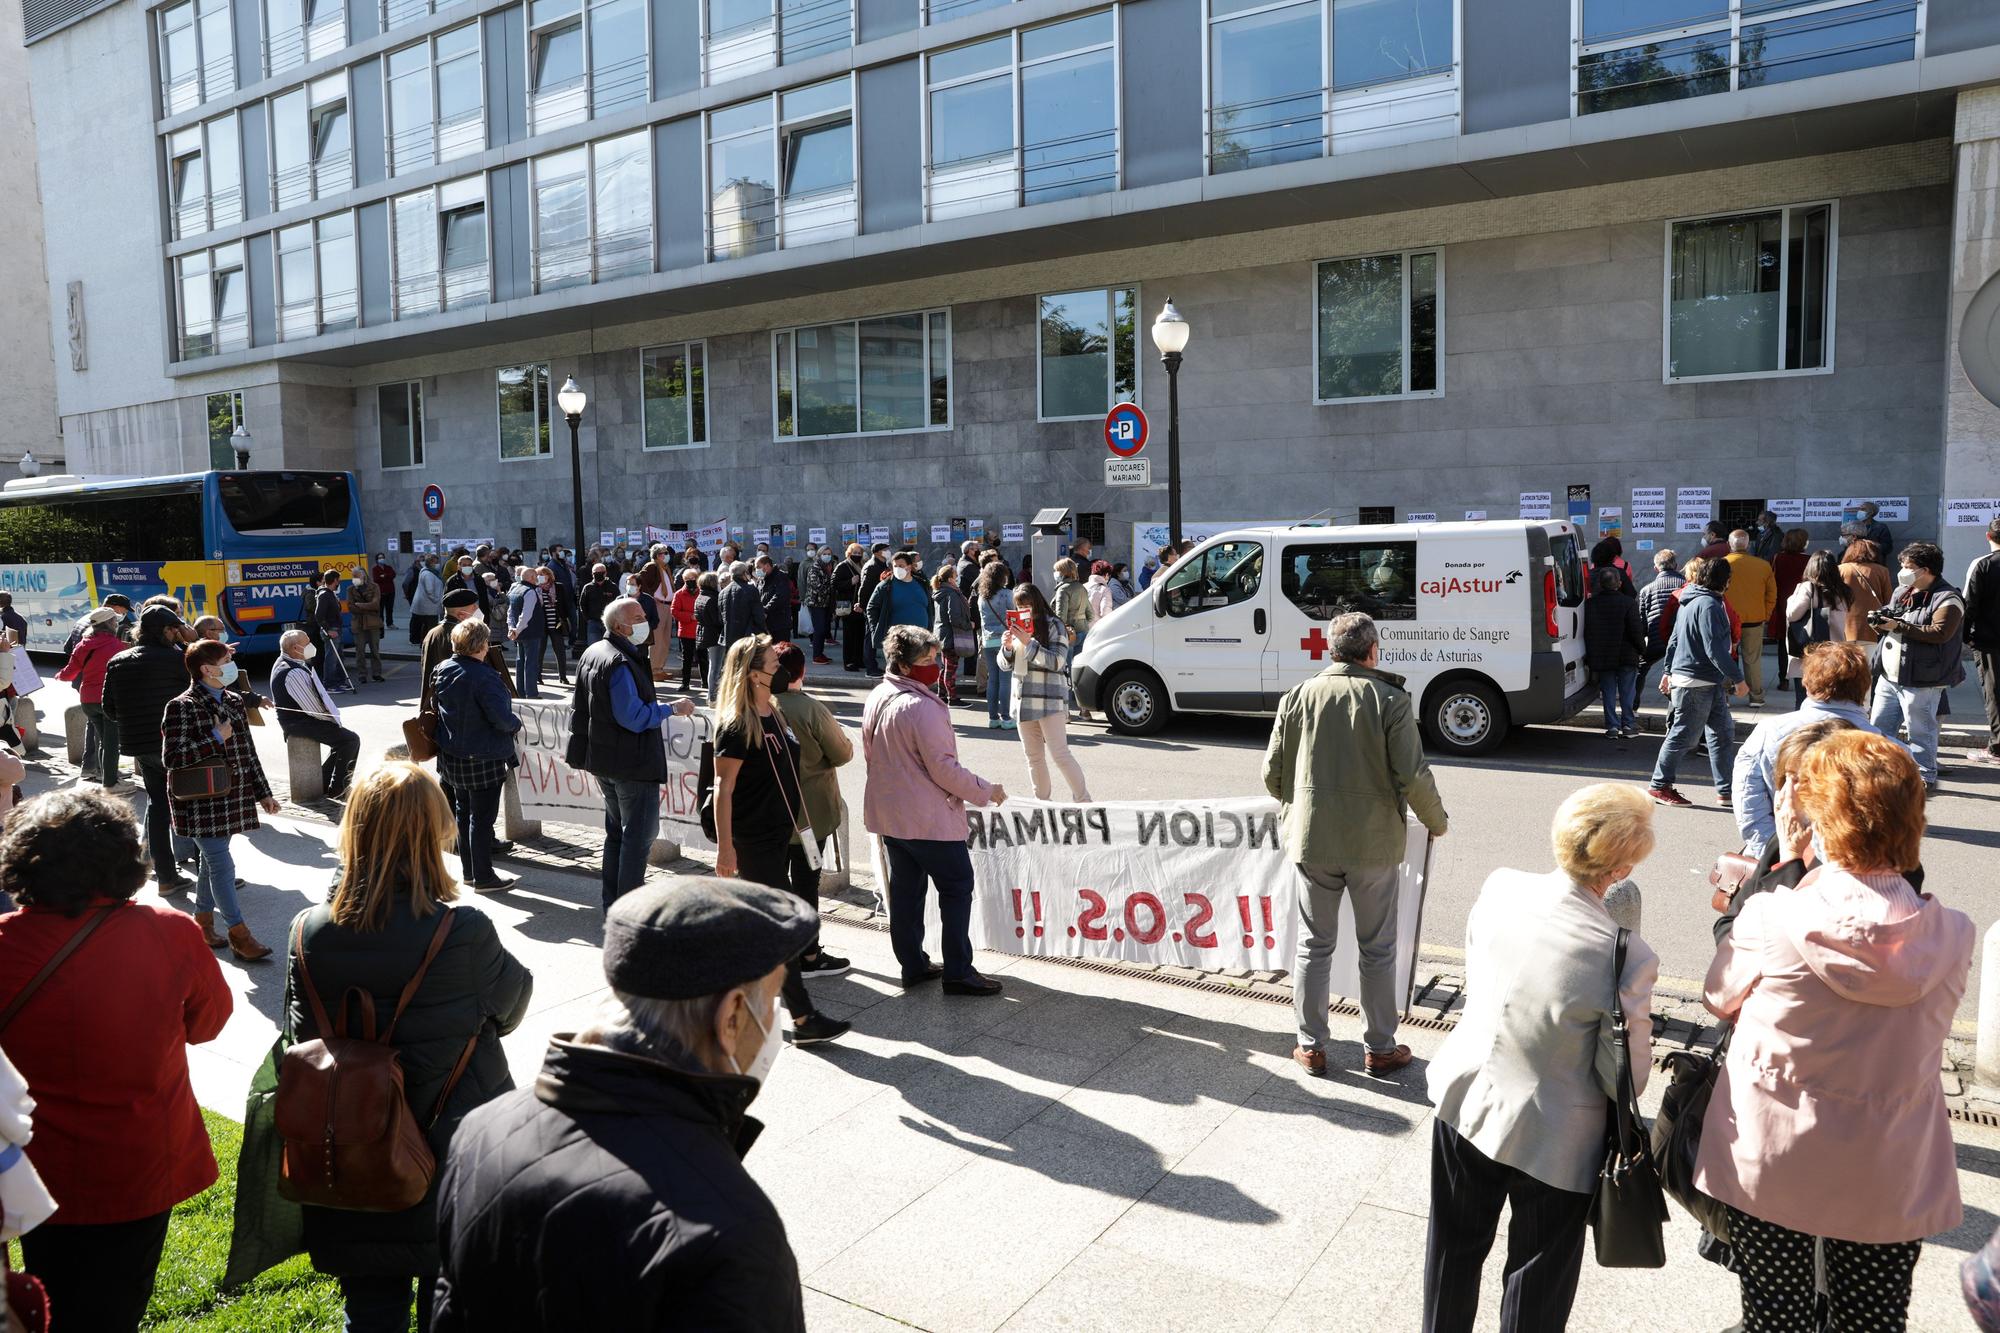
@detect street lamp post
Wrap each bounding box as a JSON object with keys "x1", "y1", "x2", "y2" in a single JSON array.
[
  {"x1": 230, "y1": 425, "x2": 252, "y2": 470},
  {"x1": 17, "y1": 450, "x2": 40, "y2": 478},
  {"x1": 1149, "y1": 298, "x2": 1192, "y2": 547},
  {"x1": 557, "y1": 375, "x2": 588, "y2": 557}
]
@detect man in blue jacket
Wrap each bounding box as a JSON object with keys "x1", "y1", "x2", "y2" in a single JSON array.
[
  {"x1": 1647, "y1": 556, "x2": 1747, "y2": 809},
  {"x1": 865, "y1": 553, "x2": 930, "y2": 673}
]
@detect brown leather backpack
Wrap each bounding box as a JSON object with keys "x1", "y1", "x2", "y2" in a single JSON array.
[{"x1": 275, "y1": 910, "x2": 478, "y2": 1212}]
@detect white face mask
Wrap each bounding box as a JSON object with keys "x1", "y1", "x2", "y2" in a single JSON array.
[
  {"x1": 1896, "y1": 567, "x2": 1918, "y2": 589},
  {"x1": 300, "y1": 643, "x2": 316, "y2": 661},
  {"x1": 218, "y1": 660, "x2": 240, "y2": 686},
  {"x1": 893, "y1": 567, "x2": 912, "y2": 581},
  {"x1": 627, "y1": 618, "x2": 650, "y2": 646},
  {"x1": 726, "y1": 987, "x2": 784, "y2": 1088}
]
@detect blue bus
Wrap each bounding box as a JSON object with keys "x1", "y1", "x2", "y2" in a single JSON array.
[{"x1": 0, "y1": 469, "x2": 365, "y2": 654}]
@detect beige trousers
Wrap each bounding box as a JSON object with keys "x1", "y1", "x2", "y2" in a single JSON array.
[{"x1": 1018, "y1": 715, "x2": 1092, "y2": 802}]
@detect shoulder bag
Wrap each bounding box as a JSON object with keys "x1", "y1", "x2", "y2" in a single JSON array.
[
  {"x1": 1588, "y1": 926, "x2": 1669, "y2": 1268},
  {"x1": 761, "y1": 714, "x2": 819, "y2": 870},
  {"x1": 0, "y1": 906, "x2": 117, "y2": 1035},
  {"x1": 1786, "y1": 591, "x2": 1832, "y2": 659},
  {"x1": 168, "y1": 693, "x2": 236, "y2": 802},
  {"x1": 1649, "y1": 1026, "x2": 1734, "y2": 1243},
  {"x1": 402, "y1": 714, "x2": 438, "y2": 763},
  {"x1": 274, "y1": 910, "x2": 480, "y2": 1213},
  {"x1": 1707, "y1": 848, "x2": 1759, "y2": 914}
]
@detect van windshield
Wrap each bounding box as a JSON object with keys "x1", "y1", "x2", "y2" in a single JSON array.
[{"x1": 1549, "y1": 533, "x2": 1585, "y2": 607}]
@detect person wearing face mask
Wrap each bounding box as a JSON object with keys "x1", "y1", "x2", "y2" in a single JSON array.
[
  {"x1": 432, "y1": 876, "x2": 812, "y2": 1332},
  {"x1": 718, "y1": 561, "x2": 766, "y2": 653},
  {"x1": 347, "y1": 563, "x2": 386, "y2": 683},
  {"x1": 504, "y1": 566, "x2": 550, "y2": 700},
  {"x1": 101, "y1": 606, "x2": 202, "y2": 891},
  {"x1": 803, "y1": 545, "x2": 836, "y2": 665},
  {"x1": 832, "y1": 543, "x2": 868, "y2": 672},
  {"x1": 372, "y1": 553, "x2": 399, "y2": 631},
  {"x1": 272, "y1": 630, "x2": 363, "y2": 800},
  {"x1": 162, "y1": 640, "x2": 280, "y2": 960},
  {"x1": 756, "y1": 556, "x2": 796, "y2": 644},
  {"x1": 1867, "y1": 541, "x2": 1967, "y2": 795},
  {"x1": 58, "y1": 606, "x2": 132, "y2": 791},
  {"x1": 864, "y1": 553, "x2": 929, "y2": 675},
  {"x1": 408, "y1": 555, "x2": 446, "y2": 646},
  {"x1": 578, "y1": 563, "x2": 617, "y2": 647},
  {"x1": 566, "y1": 597, "x2": 697, "y2": 911}
]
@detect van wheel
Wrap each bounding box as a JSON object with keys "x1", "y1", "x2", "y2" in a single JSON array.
[
  {"x1": 1104, "y1": 668, "x2": 1170, "y2": 737},
  {"x1": 1423, "y1": 680, "x2": 1508, "y2": 756}
]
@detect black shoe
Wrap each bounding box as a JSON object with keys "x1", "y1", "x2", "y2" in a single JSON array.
[
  {"x1": 792, "y1": 1013, "x2": 851, "y2": 1045},
  {"x1": 942, "y1": 972, "x2": 1003, "y2": 997},
  {"x1": 492, "y1": 840, "x2": 515, "y2": 855},
  {"x1": 801, "y1": 951, "x2": 851, "y2": 978},
  {"x1": 472, "y1": 872, "x2": 519, "y2": 893},
  {"x1": 900, "y1": 963, "x2": 945, "y2": 988},
  {"x1": 155, "y1": 874, "x2": 193, "y2": 895}
]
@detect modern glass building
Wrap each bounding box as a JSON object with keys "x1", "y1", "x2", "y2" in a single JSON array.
[{"x1": 20, "y1": 0, "x2": 2000, "y2": 570}]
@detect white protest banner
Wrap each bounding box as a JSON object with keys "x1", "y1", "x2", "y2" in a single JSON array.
[
  {"x1": 1804, "y1": 498, "x2": 1845, "y2": 523},
  {"x1": 1676, "y1": 512, "x2": 1708, "y2": 534},
  {"x1": 1947, "y1": 499, "x2": 2000, "y2": 527},
  {"x1": 511, "y1": 698, "x2": 715, "y2": 853},
  {"x1": 1519, "y1": 492, "x2": 1553, "y2": 520},
  {"x1": 693, "y1": 519, "x2": 730, "y2": 553},
  {"x1": 1676, "y1": 487, "x2": 1712, "y2": 511},
  {"x1": 959, "y1": 798, "x2": 1431, "y2": 993},
  {"x1": 1629, "y1": 487, "x2": 1666, "y2": 533},
  {"x1": 1767, "y1": 499, "x2": 1804, "y2": 524}
]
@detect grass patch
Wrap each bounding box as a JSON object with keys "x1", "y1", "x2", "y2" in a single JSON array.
[{"x1": 11, "y1": 1109, "x2": 343, "y2": 1331}]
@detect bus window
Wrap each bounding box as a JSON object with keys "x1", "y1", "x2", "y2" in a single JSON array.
[
  {"x1": 1160, "y1": 541, "x2": 1263, "y2": 618},
  {"x1": 1549, "y1": 533, "x2": 1584, "y2": 608},
  {"x1": 0, "y1": 491, "x2": 204, "y2": 561},
  {"x1": 219, "y1": 472, "x2": 354, "y2": 535},
  {"x1": 1280, "y1": 542, "x2": 1416, "y2": 621}
]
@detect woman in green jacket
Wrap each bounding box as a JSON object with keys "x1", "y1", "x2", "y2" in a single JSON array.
[
  {"x1": 771, "y1": 640, "x2": 854, "y2": 977},
  {"x1": 284, "y1": 761, "x2": 533, "y2": 1333}
]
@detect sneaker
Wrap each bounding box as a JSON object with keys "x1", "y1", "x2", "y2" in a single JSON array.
[
  {"x1": 1647, "y1": 786, "x2": 1694, "y2": 808},
  {"x1": 102, "y1": 780, "x2": 139, "y2": 796},
  {"x1": 471, "y1": 872, "x2": 520, "y2": 893},
  {"x1": 988, "y1": 718, "x2": 1004, "y2": 729},
  {"x1": 1967, "y1": 749, "x2": 2000, "y2": 767},
  {"x1": 1717, "y1": 793, "x2": 1733, "y2": 810},
  {"x1": 155, "y1": 873, "x2": 194, "y2": 896},
  {"x1": 792, "y1": 1013, "x2": 851, "y2": 1045},
  {"x1": 800, "y1": 951, "x2": 852, "y2": 978},
  {"x1": 1603, "y1": 730, "x2": 1619, "y2": 739},
  {"x1": 1000, "y1": 719, "x2": 1017, "y2": 731}
]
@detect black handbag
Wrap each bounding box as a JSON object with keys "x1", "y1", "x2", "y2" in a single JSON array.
[
  {"x1": 1785, "y1": 595, "x2": 1831, "y2": 658},
  {"x1": 1588, "y1": 927, "x2": 1669, "y2": 1268},
  {"x1": 1650, "y1": 1027, "x2": 1734, "y2": 1242}
]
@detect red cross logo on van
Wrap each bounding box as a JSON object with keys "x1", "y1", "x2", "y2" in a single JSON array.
[{"x1": 1301, "y1": 628, "x2": 1328, "y2": 660}]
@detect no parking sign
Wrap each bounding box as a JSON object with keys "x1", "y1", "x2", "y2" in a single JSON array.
[{"x1": 1104, "y1": 403, "x2": 1148, "y2": 457}]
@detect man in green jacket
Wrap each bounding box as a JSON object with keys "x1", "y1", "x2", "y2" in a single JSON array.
[{"x1": 1262, "y1": 612, "x2": 1448, "y2": 1080}]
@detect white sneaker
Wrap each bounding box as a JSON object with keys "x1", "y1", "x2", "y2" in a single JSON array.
[{"x1": 102, "y1": 780, "x2": 140, "y2": 797}]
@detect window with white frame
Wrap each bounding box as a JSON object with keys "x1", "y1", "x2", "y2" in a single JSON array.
[
  {"x1": 527, "y1": 0, "x2": 647, "y2": 134},
  {"x1": 262, "y1": 0, "x2": 344, "y2": 78},
  {"x1": 707, "y1": 77, "x2": 859, "y2": 255},
  {"x1": 175, "y1": 242, "x2": 248, "y2": 359},
  {"x1": 774, "y1": 310, "x2": 950, "y2": 439},
  {"x1": 498, "y1": 364, "x2": 553, "y2": 460},
  {"x1": 642, "y1": 342, "x2": 709, "y2": 448},
  {"x1": 387, "y1": 25, "x2": 485, "y2": 176},
  {"x1": 269, "y1": 76, "x2": 352, "y2": 210},
  {"x1": 1039, "y1": 287, "x2": 1137, "y2": 420},
  {"x1": 167, "y1": 113, "x2": 243, "y2": 240},
  {"x1": 160, "y1": 0, "x2": 234, "y2": 115},
  {"x1": 1576, "y1": 0, "x2": 1918, "y2": 116},
  {"x1": 531, "y1": 131, "x2": 651, "y2": 291},
  {"x1": 1314, "y1": 248, "x2": 1440, "y2": 401},
  {"x1": 926, "y1": 12, "x2": 1117, "y2": 222},
  {"x1": 383, "y1": 0, "x2": 432, "y2": 32},
  {"x1": 703, "y1": 0, "x2": 852, "y2": 84},
  {"x1": 394, "y1": 177, "x2": 489, "y2": 317},
  {"x1": 379, "y1": 382, "x2": 426, "y2": 469},
  {"x1": 1206, "y1": 0, "x2": 1455, "y2": 174},
  {"x1": 1666, "y1": 202, "x2": 1833, "y2": 381}
]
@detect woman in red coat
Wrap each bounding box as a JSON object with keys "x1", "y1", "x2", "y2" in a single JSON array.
[
  {"x1": 0, "y1": 788, "x2": 232, "y2": 1332},
  {"x1": 1768, "y1": 527, "x2": 1811, "y2": 691},
  {"x1": 57, "y1": 606, "x2": 128, "y2": 788}
]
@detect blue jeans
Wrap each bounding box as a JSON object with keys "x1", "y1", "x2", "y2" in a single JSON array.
[
  {"x1": 809, "y1": 606, "x2": 830, "y2": 659},
  {"x1": 192, "y1": 835, "x2": 243, "y2": 927},
  {"x1": 452, "y1": 780, "x2": 503, "y2": 884},
  {"x1": 600, "y1": 775, "x2": 659, "y2": 911},
  {"x1": 984, "y1": 646, "x2": 1012, "y2": 721},
  {"x1": 1649, "y1": 685, "x2": 1736, "y2": 796},
  {"x1": 1596, "y1": 667, "x2": 1638, "y2": 732},
  {"x1": 1870, "y1": 679, "x2": 1943, "y2": 784},
  {"x1": 339, "y1": 1273, "x2": 433, "y2": 1333},
  {"x1": 80, "y1": 702, "x2": 120, "y2": 783},
  {"x1": 584, "y1": 619, "x2": 604, "y2": 646},
  {"x1": 514, "y1": 633, "x2": 545, "y2": 698},
  {"x1": 882, "y1": 836, "x2": 976, "y2": 981}
]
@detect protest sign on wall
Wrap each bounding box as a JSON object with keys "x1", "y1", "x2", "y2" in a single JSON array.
[
  {"x1": 957, "y1": 797, "x2": 1432, "y2": 996},
  {"x1": 511, "y1": 699, "x2": 715, "y2": 853},
  {"x1": 1001, "y1": 523, "x2": 1024, "y2": 542},
  {"x1": 1947, "y1": 499, "x2": 2000, "y2": 527},
  {"x1": 1518, "y1": 492, "x2": 1552, "y2": 520}
]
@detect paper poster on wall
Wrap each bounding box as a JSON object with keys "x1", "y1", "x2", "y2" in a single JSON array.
[
  {"x1": 1407, "y1": 512, "x2": 1439, "y2": 524},
  {"x1": 1598, "y1": 507, "x2": 1623, "y2": 539},
  {"x1": 1947, "y1": 499, "x2": 2000, "y2": 526},
  {"x1": 1844, "y1": 496, "x2": 1910, "y2": 523},
  {"x1": 411, "y1": 539, "x2": 434, "y2": 554},
  {"x1": 627, "y1": 530, "x2": 645, "y2": 548},
  {"x1": 1001, "y1": 523, "x2": 1024, "y2": 542},
  {"x1": 930, "y1": 524, "x2": 952, "y2": 543},
  {"x1": 902, "y1": 520, "x2": 920, "y2": 545},
  {"x1": 808, "y1": 527, "x2": 828, "y2": 545},
  {"x1": 386, "y1": 537, "x2": 400, "y2": 553},
  {"x1": 752, "y1": 528, "x2": 769, "y2": 546},
  {"x1": 1630, "y1": 487, "x2": 1666, "y2": 533},
  {"x1": 1804, "y1": 498, "x2": 1845, "y2": 523},
  {"x1": 1636, "y1": 540, "x2": 1655, "y2": 552},
  {"x1": 1566, "y1": 485, "x2": 1591, "y2": 529},
  {"x1": 1767, "y1": 499, "x2": 1804, "y2": 524},
  {"x1": 1677, "y1": 513, "x2": 1708, "y2": 534},
  {"x1": 782, "y1": 524, "x2": 798, "y2": 548},
  {"x1": 951, "y1": 516, "x2": 969, "y2": 544},
  {"x1": 1519, "y1": 492, "x2": 1553, "y2": 520},
  {"x1": 731, "y1": 526, "x2": 747, "y2": 546},
  {"x1": 968, "y1": 518, "x2": 987, "y2": 542},
  {"x1": 841, "y1": 523, "x2": 858, "y2": 545},
  {"x1": 1676, "y1": 487, "x2": 1713, "y2": 511},
  {"x1": 1463, "y1": 510, "x2": 1487, "y2": 521}
]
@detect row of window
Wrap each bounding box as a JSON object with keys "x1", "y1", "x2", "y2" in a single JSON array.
[{"x1": 352, "y1": 198, "x2": 1830, "y2": 464}]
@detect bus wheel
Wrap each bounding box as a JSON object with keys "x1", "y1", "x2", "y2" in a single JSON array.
[
  {"x1": 1104, "y1": 668, "x2": 1170, "y2": 737},
  {"x1": 1422, "y1": 679, "x2": 1507, "y2": 756}
]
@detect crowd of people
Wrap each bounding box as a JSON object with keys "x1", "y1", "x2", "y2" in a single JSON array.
[{"x1": 0, "y1": 506, "x2": 1990, "y2": 1332}]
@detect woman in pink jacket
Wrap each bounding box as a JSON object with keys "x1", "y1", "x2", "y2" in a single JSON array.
[
  {"x1": 861, "y1": 624, "x2": 1007, "y2": 997},
  {"x1": 1698, "y1": 729, "x2": 1972, "y2": 1329},
  {"x1": 57, "y1": 606, "x2": 128, "y2": 789}
]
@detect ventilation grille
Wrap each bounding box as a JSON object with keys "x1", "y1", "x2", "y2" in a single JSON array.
[{"x1": 23, "y1": 0, "x2": 121, "y2": 45}]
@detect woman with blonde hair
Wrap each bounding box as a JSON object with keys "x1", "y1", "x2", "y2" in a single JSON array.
[
  {"x1": 1424, "y1": 783, "x2": 1659, "y2": 1332},
  {"x1": 279, "y1": 761, "x2": 532, "y2": 1333},
  {"x1": 709, "y1": 635, "x2": 849, "y2": 1046},
  {"x1": 1698, "y1": 730, "x2": 1971, "y2": 1330}
]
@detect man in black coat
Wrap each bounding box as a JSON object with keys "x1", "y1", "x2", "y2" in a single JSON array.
[
  {"x1": 100, "y1": 606, "x2": 198, "y2": 890},
  {"x1": 434, "y1": 875, "x2": 810, "y2": 1333},
  {"x1": 718, "y1": 562, "x2": 766, "y2": 650},
  {"x1": 756, "y1": 555, "x2": 796, "y2": 643}
]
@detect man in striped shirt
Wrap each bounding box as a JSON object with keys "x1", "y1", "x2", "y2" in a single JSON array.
[{"x1": 272, "y1": 629, "x2": 362, "y2": 799}]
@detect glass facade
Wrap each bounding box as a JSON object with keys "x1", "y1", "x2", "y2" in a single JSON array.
[
  {"x1": 378, "y1": 382, "x2": 426, "y2": 468},
  {"x1": 773, "y1": 310, "x2": 951, "y2": 439},
  {"x1": 498, "y1": 364, "x2": 553, "y2": 459},
  {"x1": 1667, "y1": 203, "x2": 1833, "y2": 380},
  {"x1": 1038, "y1": 287, "x2": 1137, "y2": 419},
  {"x1": 642, "y1": 342, "x2": 709, "y2": 448},
  {"x1": 533, "y1": 131, "x2": 653, "y2": 291},
  {"x1": 1314, "y1": 249, "x2": 1439, "y2": 400}
]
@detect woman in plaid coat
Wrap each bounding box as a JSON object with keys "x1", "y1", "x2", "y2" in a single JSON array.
[{"x1": 163, "y1": 640, "x2": 279, "y2": 961}]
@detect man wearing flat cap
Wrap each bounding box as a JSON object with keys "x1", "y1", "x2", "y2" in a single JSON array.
[{"x1": 434, "y1": 875, "x2": 812, "y2": 1332}]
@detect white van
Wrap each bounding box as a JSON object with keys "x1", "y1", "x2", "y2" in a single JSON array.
[{"x1": 1073, "y1": 520, "x2": 1594, "y2": 755}]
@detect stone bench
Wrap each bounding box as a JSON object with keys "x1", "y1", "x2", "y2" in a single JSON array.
[
  {"x1": 13, "y1": 696, "x2": 41, "y2": 753},
  {"x1": 287, "y1": 734, "x2": 326, "y2": 803},
  {"x1": 64, "y1": 705, "x2": 87, "y2": 766}
]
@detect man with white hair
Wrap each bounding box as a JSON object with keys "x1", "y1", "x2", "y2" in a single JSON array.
[
  {"x1": 718, "y1": 561, "x2": 766, "y2": 650},
  {"x1": 1723, "y1": 529, "x2": 1777, "y2": 708},
  {"x1": 272, "y1": 628, "x2": 362, "y2": 798},
  {"x1": 567, "y1": 597, "x2": 697, "y2": 910}
]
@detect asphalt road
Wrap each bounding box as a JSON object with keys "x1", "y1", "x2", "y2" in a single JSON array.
[{"x1": 22, "y1": 649, "x2": 1999, "y2": 1017}]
